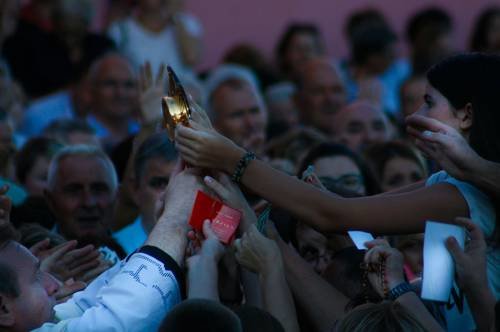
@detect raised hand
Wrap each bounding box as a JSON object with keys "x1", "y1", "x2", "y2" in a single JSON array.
[
  {"x1": 158, "y1": 168, "x2": 207, "y2": 227},
  {"x1": 38, "y1": 240, "x2": 102, "y2": 283},
  {"x1": 175, "y1": 123, "x2": 244, "y2": 172},
  {"x1": 445, "y1": 218, "x2": 496, "y2": 332},
  {"x1": 234, "y1": 224, "x2": 282, "y2": 275},
  {"x1": 186, "y1": 219, "x2": 226, "y2": 267},
  {"x1": 188, "y1": 94, "x2": 213, "y2": 130},
  {"x1": 364, "y1": 239, "x2": 405, "y2": 298},
  {"x1": 445, "y1": 217, "x2": 487, "y2": 291},
  {"x1": 139, "y1": 61, "x2": 166, "y2": 124},
  {"x1": 186, "y1": 219, "x2": 226, "y2": 301},
  {"x1": 203, "y1": 173, "x2": 257, "y2": 232},
  {"x1": 55, "y1": 278, "x2": 87, "y2": 304},
  {"x1": 406, "y1": 114, "x2": 478, "y2": 181}
]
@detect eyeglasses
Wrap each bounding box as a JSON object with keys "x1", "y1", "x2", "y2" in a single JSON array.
[{"x1": 318, "y1": 174, "x2": 364, "y2": 193}]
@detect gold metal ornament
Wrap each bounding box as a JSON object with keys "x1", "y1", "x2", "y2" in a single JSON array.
[{"x1": 162, "y1": 66, "x2": 191, "y2": 141}]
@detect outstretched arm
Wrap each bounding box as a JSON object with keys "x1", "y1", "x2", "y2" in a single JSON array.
[
  {"x1": 237, "y1": 158, "x2": 467, "y2": 234},
  {"x1": 175, "y1": 123, "x2": 468, "y2": 234}
]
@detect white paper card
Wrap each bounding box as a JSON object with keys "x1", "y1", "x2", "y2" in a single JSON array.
[
  {"x1": 348, "y1": 231, "x2": 375, "y2": 250},
  {"x1": 421, "y1": 221, "x2": 465, "y2": 302}
]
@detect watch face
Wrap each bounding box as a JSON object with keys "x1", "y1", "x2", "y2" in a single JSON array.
[{"x1": 161, "y1": 66, "x2": 191, "y2": 141}]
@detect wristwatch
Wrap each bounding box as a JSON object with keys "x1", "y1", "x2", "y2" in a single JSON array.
[{"x1": 387, "y1": 282, "x2": 415, "y2": 301}]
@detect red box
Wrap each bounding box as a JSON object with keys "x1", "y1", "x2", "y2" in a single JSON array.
[{"x1": 189, "y1": 191, "x2": 241, "y2": 244}]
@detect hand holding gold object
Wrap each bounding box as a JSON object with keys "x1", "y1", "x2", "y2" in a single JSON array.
[{"x1": 162, "y1": 66, "x2": 191, "y2": 141}]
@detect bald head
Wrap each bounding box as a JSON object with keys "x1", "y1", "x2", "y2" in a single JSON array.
[
  {"x1": 332, "y1": 101, "x2": 391, "y2": 152},
  {"x1": 89, "y1": 54, "x2": 138, "y2": 120},
  {"x1": 294, "y1": 58, "x2": 346, "y2": 134}
]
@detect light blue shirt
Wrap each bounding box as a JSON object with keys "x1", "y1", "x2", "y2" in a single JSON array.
[
  {"x1": 19, "y1": 91, "x2": 75, "y2": 137},
  {"x1": 0, "y1": 178, "x2": 27, "y2": 206},
  {"x1": 426, "y1": 171, "x2": 499, "y2": 331},
  {"x1": 86, "y1": 114, "x2": 140, "y2": 151},
  {"x1": 335, "y1": 58, "x2": 411, "y2": 115},
  {"x1": 112, "y1": 217, "x2": 148, "y2": 255}
]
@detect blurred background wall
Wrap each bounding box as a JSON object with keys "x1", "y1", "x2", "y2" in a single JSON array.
[{"x1": 180, "y1": 0, "x2": 497, "y2": 70}]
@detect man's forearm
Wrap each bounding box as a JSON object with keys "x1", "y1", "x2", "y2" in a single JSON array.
[{"x1": 145, "y1": 215, "x2": 187, "y2": 266}]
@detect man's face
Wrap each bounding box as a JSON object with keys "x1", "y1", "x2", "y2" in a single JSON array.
[
  {"x1": 296, "y1": 64, "x2": 346, "y2": 134},
  {"x1": 332, "y1": 103, "x2": 391, "y2": 152},
  {"x1": 45, "y1": 155, "x2": 116, "y2": 241},
  {"x1": 0, "y1": 242, "x2": 59, "y2": 331},
  {"x1": 295, "y1": 223, "x2": 333, "y2": 274},
  {"x1": 212, "y1": 83, "x2": 267, "y2": 152},
  {"x1": 133, "y1": 157, "x2": 175, "y2": 232},
  {"x1": 91, "y1": 57, "x2": 139, "y2": 120}
]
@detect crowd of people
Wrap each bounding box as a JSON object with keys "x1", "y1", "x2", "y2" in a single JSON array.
[{"x1": 0, "y1": 0, "x2": 499, "y2": 331}]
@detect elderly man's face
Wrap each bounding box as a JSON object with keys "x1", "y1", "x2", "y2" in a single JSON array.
[
  {"x1": 92, "y1": 57, "x2": 138, "y2": 120},
  {"x1": 0, "y1": 242, "x2": 59, "y2": 331},
  {"x1": 332, "y1": 103, "x2": 391, "y2": 152},
  {"x1": 296, "y1": 64, "x2": 346, "y2": 134},
  {"x1": 212, "y1": 83, "x2": 267, "y2": 152},
  {"x1": 45, "y1": 155, "x2": 116, "y2": 241}
]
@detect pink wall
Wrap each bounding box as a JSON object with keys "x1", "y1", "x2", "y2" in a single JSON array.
[{"x1": 185, "y1": 0, "x2": 498, "y2": 71}]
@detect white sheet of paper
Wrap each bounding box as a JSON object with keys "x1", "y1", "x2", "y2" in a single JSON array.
[
  {"x1": 421, "y1": 221, "x2": 465, "y2": 302},
  {"x1": 348, "y1": 231, "x2": 374, "y2": 250}
]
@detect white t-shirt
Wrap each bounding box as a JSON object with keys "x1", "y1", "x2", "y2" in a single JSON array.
[{"x1": 108, "y1": 14, "x2": 202, "y2": 79}]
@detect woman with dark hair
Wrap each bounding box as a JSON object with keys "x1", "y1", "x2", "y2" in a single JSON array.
[
  {"x1": 275, "y1": 23, "x2": 325, "y2": 80},
  {"x1": 363, "y1": 140, "x2": 427, "y2": 193},
  {"x1": 298, "y1": 142, "x2": 379, "y2": 196},
  {"x1": 470, "y1": 7, "x2": 500, "y2": 53},
  {"x1": 175, "y1": 54, "x2": 500, "y2": 302}
]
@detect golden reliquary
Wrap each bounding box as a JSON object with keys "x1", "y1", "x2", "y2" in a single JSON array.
[{"x1": 162, "y1": 66, "x2": 191, "y2": 141}]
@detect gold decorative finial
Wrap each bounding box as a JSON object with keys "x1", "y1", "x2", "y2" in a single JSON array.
[{"x1": 161, "y1": 66, "x2": 191, "y2": 141}]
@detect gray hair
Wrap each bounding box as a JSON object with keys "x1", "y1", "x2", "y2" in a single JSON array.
[
  {"x1": 203, "y1": 64, "x2": 266, "y2": 119},
  {"x1": 47, "y1": 145, "x2": 118, "y2": 192}
]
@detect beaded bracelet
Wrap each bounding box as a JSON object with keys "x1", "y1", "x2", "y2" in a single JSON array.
[{"x1": 231, "y1": 152, "x2": 256, "y2": 183}]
